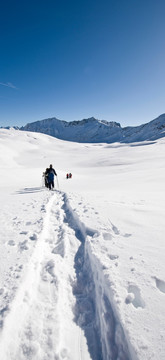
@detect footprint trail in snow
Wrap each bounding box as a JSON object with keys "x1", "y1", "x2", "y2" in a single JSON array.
[{"x1": 0, "y1": 191, "x2": 132, "y2": 360}]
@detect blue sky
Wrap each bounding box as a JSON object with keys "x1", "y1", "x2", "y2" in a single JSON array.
[{"x1": 0, "y1": 0, "x2": 165, "y2": 127}]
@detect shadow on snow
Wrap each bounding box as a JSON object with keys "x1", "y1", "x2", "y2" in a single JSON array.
[{"x1": 15, "y1": 187, "x2": 45, "y2": 194}]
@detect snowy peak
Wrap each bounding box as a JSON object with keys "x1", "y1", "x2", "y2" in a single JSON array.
[{"x1": 69, "y1": 117, "x2": 120, "y2": 127}]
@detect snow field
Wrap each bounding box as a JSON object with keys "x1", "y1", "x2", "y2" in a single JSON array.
[{"x1": 0, "y1": 128, "x2": 165, "y2": 359}]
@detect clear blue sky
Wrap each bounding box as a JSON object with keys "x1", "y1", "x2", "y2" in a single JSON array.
[{"x1": 0, "y1": 0, "x2": 165, "y2": 127}]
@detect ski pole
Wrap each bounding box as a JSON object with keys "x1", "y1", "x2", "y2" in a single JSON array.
[{"x1": 56, "y1": 175, "x2": 59, "y2": 190}]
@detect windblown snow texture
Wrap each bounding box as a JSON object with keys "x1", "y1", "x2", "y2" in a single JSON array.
[{"x1": 0, "y1": 191, "x2": 135, "y2": 360}]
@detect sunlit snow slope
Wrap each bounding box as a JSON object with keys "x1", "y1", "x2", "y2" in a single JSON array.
[{"x1": 0, "y1": 128, "x2": 165, "y2": 360}]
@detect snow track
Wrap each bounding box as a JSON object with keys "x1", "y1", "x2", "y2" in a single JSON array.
[{"x1": 0, "y1": 191, "x2": 134, "y2": 360}]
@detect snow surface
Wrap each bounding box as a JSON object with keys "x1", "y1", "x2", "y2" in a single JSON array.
[{"x1": 0, "y1": 128, "x2": 165, "y2": 360}]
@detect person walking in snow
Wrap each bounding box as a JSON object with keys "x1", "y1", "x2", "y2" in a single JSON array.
[
  {"x1": 43, "y1": 168, "x2": 49, "y2": 188},
  {"x1": 47, "y1": 164, "x2": 57, "y2": 190}
]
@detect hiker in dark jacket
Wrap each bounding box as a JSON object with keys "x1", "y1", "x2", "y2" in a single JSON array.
[{"x1": 47, "y1": 164, "x2": 57, "y2": 190}]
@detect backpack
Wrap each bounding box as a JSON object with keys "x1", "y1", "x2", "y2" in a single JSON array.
[{"x1": 48, "y1": 170, "x2": 54, "y2": 182}]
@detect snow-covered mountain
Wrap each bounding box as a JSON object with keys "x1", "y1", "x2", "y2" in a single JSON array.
[
  {"x1": 19, "y1": 114, "x2": 165, "y2": 143},
  {"x1": 20, "y1": 117, "x2": 122, "y2": 143}
]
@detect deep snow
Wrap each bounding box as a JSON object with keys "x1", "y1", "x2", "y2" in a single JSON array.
[{"x1": 0, "y1": 128, "x2": 165, "y2": 360}]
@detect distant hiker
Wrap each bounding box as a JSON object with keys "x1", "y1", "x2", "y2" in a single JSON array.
[
  {"x1": 66, "y1": 173, "x2": 72, "y2": 179},
  {"x1": 47, "y1": 164, "x2": 57, "y2": 190}
]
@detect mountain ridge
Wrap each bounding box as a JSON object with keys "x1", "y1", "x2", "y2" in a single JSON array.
[{"x1": 1, "y1": 114, "x2": 165, "y2": 143}]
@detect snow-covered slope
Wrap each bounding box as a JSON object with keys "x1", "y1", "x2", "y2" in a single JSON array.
[
  {"x1": 0, "y1": 128, "x2": 165, "y2": 360},
  {"x1": 122, "y1": 113, "x2": 165, "y2": 142},
  {"x1": 19, "y1": 114, "x2": 165, "y2": 143}
]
